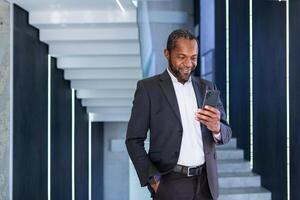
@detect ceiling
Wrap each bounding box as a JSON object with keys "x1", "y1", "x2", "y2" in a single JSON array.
[{"x1": 7, "y1": 0, "x2": 136, "y2": 12}]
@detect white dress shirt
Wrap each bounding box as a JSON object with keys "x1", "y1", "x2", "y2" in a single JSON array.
[{"x1": 167, "y1": 68, "x2": 220, "y2": 167}]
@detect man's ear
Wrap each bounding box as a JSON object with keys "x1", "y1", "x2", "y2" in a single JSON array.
[{"x1": 164, "y1": 49, "x2": 170, "y2": 60}]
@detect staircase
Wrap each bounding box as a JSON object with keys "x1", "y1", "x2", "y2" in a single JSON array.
[
  {"x1": 28, "y1": 7, "x2": 142, "y2": 122},
  {"x1": 217, "y1": 138, "x2": 271, "y2": 200}
]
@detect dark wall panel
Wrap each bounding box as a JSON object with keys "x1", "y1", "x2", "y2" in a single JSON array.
[
  {"x1": 229, "y1": 0, "x2": 250, "y2": 159},
  {"x1": 51, "y1": 58, "x2": 72, "y2": 200},
  {"x1": 214, "y1": 0, "x2": 227, "y2": 107},
  {"x1": 75, "y1": 97, "x2": 89, "y2": 200},
  {"x1": 252, "y1": 1, "x2": 286, "y2": 200},
  {"x1": 92, "y1": 122, "x2": 104, "y2": 200},
  {"x1": 194, "y1": 0, "x2": 200, "y2": 77},
  {"x1": 13, "y1": 5, "x2": 48, "y2": 200},
  {"x1": 290, "y1": 1, "x2": 300, "y2": 200}
]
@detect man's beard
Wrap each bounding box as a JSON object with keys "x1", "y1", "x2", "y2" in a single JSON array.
[{"x1": 168, "y1": 60, "x2": 196, "y2": 83}]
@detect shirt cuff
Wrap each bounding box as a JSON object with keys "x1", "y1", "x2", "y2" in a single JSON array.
[{"x1": 213, "y1": 132, "x2": 221, "y2": 143}]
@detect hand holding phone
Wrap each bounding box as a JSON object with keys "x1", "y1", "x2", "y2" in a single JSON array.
[{"x1": 195, "y1": 90, "x2": 221, "y2": 133}]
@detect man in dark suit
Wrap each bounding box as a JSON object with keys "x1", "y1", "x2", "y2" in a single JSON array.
[{"x1": 126, "y1": 29, "x2": 232, "y2": 200}]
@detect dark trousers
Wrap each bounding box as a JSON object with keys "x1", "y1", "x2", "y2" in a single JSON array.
[{"x1": 150, "y1": 167, "x2": 213, "y2": 200}]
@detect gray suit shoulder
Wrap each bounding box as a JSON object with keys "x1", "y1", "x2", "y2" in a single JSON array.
[
  {"x1": 137, "y1": 74, "x2": 161, "y2": 89},
  {"x1": 201, "y1": 78, "x2": 215, "y2": 87},
  {"x1": 140, "y1": 74, "x2": 160, "y2": 83},
  {"x1": 193, "y1": 76, "x2": 216, "y2": 89}
]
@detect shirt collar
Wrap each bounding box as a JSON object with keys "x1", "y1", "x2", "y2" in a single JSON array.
[{"x1": 167, "y1": 67, "x2": 192, "y2": 84}]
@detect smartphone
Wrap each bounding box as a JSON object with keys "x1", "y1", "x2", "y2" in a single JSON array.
[{"x1": 202, "y1": 90, "x2": 220, "y2": 108}]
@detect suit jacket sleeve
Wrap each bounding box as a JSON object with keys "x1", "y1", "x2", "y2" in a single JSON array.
[
  {"x1": 125, "y1": 80, "x2": 159, "y2": 187},
  {"x1": 213, "y1": 83, "x2": 232, "y2": 145}
]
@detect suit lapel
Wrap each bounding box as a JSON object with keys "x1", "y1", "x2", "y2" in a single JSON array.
[
  {"x1": 191, "y1": 76, "x2": 212, "y2": 144},
  {"x1": 159, "y1": 70, "x2": 182, "y2": 124},
  {"x1": 191, "y1": 76, "x2": 206, "y2": 108}
]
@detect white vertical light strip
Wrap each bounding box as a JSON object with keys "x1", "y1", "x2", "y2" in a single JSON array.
[
  {"x1": 131, "y1": 0, "x2": 138, "y2": 7},
  {"x1": 116, "y1": 0, "x2": 126, "y2": 12},
  {"x1": 47, "y1": 55, "x2": 51, "y2": 200},
  {"x1": 88, "y1": 115, "x2": 92, "y2": 200},
  {"x1": 9, "y1": 3, "x2": 14, "y2": 200},
  {"x1": 286, "y1": 0, "x2": 290, "y2": 199},
  {"x1": 71, "y1": 89, "x2": 75, "y2": 200},
  {"x1": 226, "y1": 0, "x2": 230, "y2": 121},
  {"x1": 249, "y1": 0, "x2": 254, "y2": 169}
]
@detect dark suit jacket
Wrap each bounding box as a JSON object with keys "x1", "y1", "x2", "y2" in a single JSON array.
[{"x1": 125, "y1": 70, "x2": 232, "y2": 200}]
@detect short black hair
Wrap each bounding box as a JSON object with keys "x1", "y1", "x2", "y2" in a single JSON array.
[{"x1": 166, "y1": 29, "x2": 197, "y2": 51}]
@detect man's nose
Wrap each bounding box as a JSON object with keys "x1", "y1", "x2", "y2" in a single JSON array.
[{"x1": 184, "y1": 59, "x2": 194, "y2": 67}]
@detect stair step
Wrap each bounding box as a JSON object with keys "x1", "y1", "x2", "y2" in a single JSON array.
[
  {"x1": 49, "y1": 41, "x2": 140, "y2": 56},
  {"x1": 57, "y1": 55, "x2": 141, "y2": 69},
  {"x1": 64, "y1": 68, "x2": 142, "y2": 80},
  {"x1": 217, "y1": 159, "x2": 251, "y2": 173},
  {"x1": 216, "y1": 138, "x2": 237, "y2": 149},
  {"x1": 82, "y1": 98, "x2": 133, "y2": 107},
  {"x1": 219, "y1": 172, "x2": 261, "y2": 188},
  {"x1": 71, "y1": 79, "x2": 138, "y2": 89},
  {"x1": 40, "y1": 27, "x2": 139, "y2": 42},
  {"x1": 29, "y1": 10, "x2": 137, "y2": 28},
  {"x1": 219, "y1": 187, "x2": 271, "y2": 200},
  {"x1": 216, "y1": 149, "x2": 244, "y2": 160},
  {"x1": 90, "y1": 113, "x2": 130, "y2": 122},
  {"x1": 87, "y1": 106, "x2": 131, "y2": 114},
  {"x1": 77, "y1": 89, "x2": 135, "y2": 99}
]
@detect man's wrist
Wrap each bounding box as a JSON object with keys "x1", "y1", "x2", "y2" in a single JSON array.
[{"x1": 213, "y1": 124, "x2": 221, "y2": 134}]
